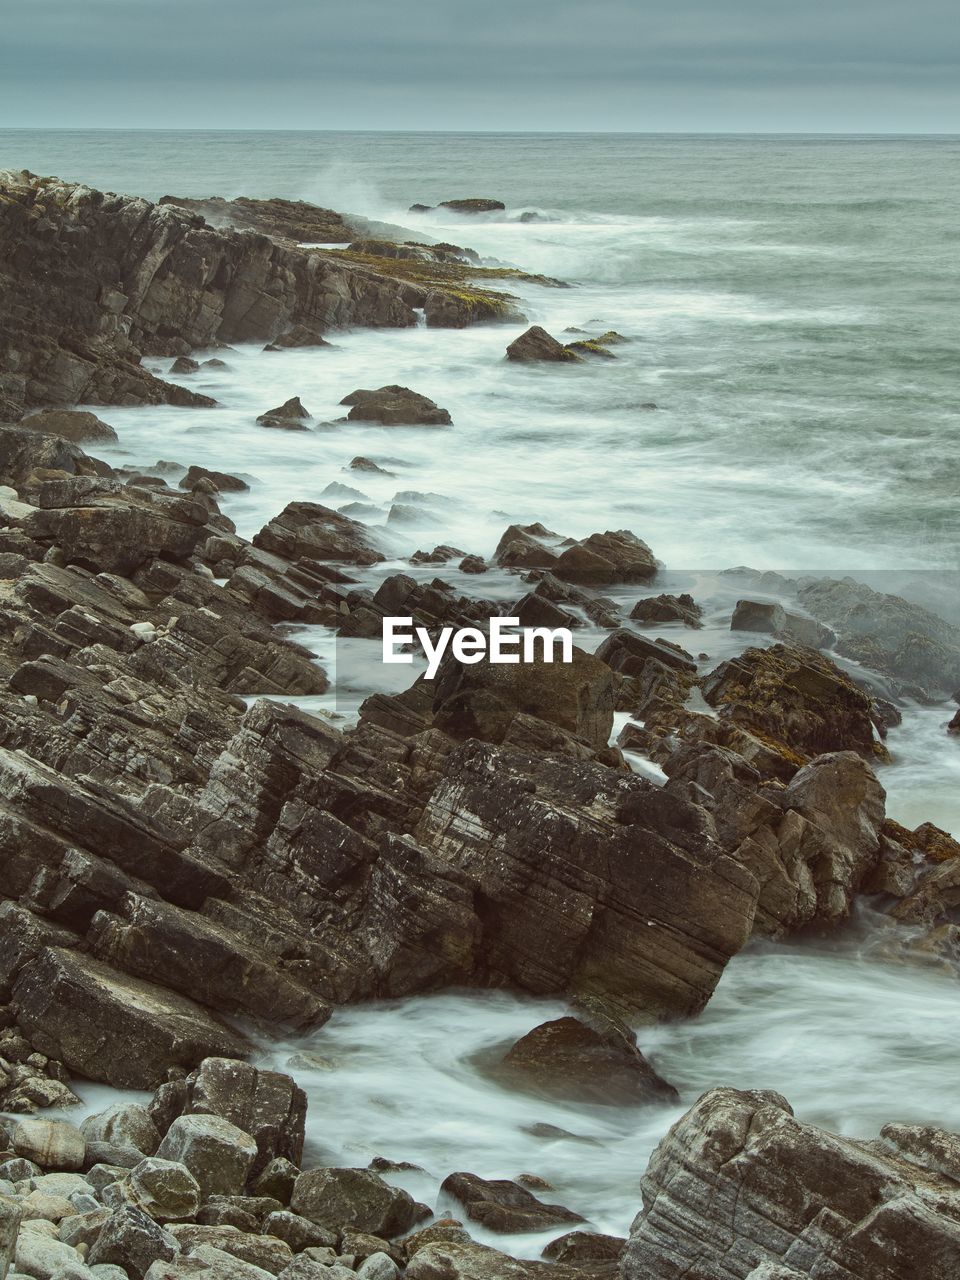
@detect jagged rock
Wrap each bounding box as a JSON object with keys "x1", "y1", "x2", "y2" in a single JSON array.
[
  {"x1": 621, "y1": 1087, "x2": 960, "y2": 1280},
  {"x1": 630, "y1": 593, "x2": 703, "y2": 628},
  {"x1": 166, "y1": 1223, "x2": 292, "y2": 1273},
  {"x1": 158, "y1": 194, "x2": 354, "y2": 244},
  {"x1": 171, "y1": 357, "x2": 200, "y2": 375},
  {"x1": 500, "y1": 1015, "x2": 677, "y2": 1106},
  {"x1": 290, "y1": 1167, "x2": 425, "y2": 1237},
  {"x1": 0, "y1": 423, "x2": 111, "y2": 485},
  {"x1": 257, "y1": 398, "x2": 311, "y2": 431},
  {"x1": 253, "y1": 502, "x2": 384, "y2": 566},
  {"x1": 156, "y1": 1115, "x2": 258, "y2": 1201},
  {"x1": 494, "y1": 524, "x2": 656, "y2": 584},
  {"x1": 505, "y1": 326, "x2": 582, "y2": 363},
  {"x1": 262, "y1": 1209, "x2": 333, "y2": 1252},
  {"x1": 459, "y1": 555, "x2": 486, "y2": 574},
  {"x1": 541, "y1": 1230, "x2": 624, "y2": 1271},
  {"x1": 339, "y1": 386, "x2": 452, "y2": 427},
  {"x1": 178, "y1": 466, "x2": 249, "y2": 493},
  {"x1": 19, "y1": 410, "x2": 119, "y2": 444},
  {"x1": 406, "y1": 1241, "x2": 586, "y2": 1279},
  {"x1": 349, "y1": 457, "x2": 393, "y2": 476},
  {"x1": 13, "y1": 948, "x2": 250, "y2": 1089},
  {"x1": 440, "y1": 1172, "x2": 583, "y2": 1233}
]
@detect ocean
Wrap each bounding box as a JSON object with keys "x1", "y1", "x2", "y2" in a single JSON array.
[{"x1": 3, "y1": 128, "x2": 959, "y2": 1248}]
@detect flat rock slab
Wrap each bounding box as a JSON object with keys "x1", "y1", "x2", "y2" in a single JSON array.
[{"x1": 13, "y1": 946, "x2": 250, "y2": 1089}]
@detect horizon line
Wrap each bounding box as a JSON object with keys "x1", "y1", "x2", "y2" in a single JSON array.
[{"x1": 2, "y1": 126, "x2": 960, "y2": 139}]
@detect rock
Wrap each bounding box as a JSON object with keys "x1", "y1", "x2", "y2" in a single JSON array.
[
  {"x1": 440, "y1": 1172, "x2": 582, "y2": 1234},
  {"x1": 171, "y1": 358, "x2": 200, "y2": 375},
  {"x1": 621, "y1": 1087, "x2": 960, "y2": 1280},
  {"x1": 1, "y1": 1193, "x2": 21, "y2": 1279},
  {"x1": 144, "y1": 1247, "x2": 274, "y2": 1278},
  {"x1": 178, "y1": 467, "x2": 249, "y2": 493},
  {"x1": 253, "y1": 502, "x2": 384, "y2": 566},
  {"x1": 406, "y1": 1241, "x2": 581, "y2": 1279},
  {"x1": 630, "y1": 593, "x2": 703, "y2": 629},
  {"x1": 459, "y1": 555, "x2": 487, "y2": 574},
  {"x1": 797, "y1": 577, "x2": 960, "y2": 697},
  {"x1": 182, "y1": 1058, "x2": 307, "y2": 1169},
  {"x1": 348, "y1": 457, "x2": 393, "y2": 476},
  {"x1": 438, "y1": 198, "x2": 506, "y2": 214},
  {"x1": 166, "y1": 1225, "x2": 292, "y2": 1274},
  {"x1": 81, "y1": 1107, "x2": 160, "y2": 1159},
  {"x1": 155, "y1": 1115, "x2": 258, "y2": 1201},
  {"x1": 500, "y1": 1015, "x2": 677, "y2": 1106},
  {"x1": 264, "y1": 326, "x2": 332, "y2": 351},
  {"x1": 127, "y1": 1159, "x2": 202, "y2": 1222},
  {"x1": 505, "y1": 326, "x2": 582, "y2": 363},
  {"x1": 0, "y1": 423, "x2": 110, "y2": 486},
  {"x1": 290, "y1": 1167, "x2": 425, "y2": 1238},
  {"x1": 702, "y1": 644, "x2": 887, "y2": 769},
  {"x1": 357, "y1": 1254, "x2": 399, "y2": 1280},
  {"x1": 256, "y1": 399, "x2": 311, "y2": 431},
  {"x1": 339, "y1": 386, "x2": 452, "y2": 427},
  {"x1": 250, "y1": 1159, "x2": 299, "y2": 1206},
  {"x1": 14, "y1": 1229, "x2": 99, "y2": 1279},
  {"x1": 158, "y1": 194, "x2": 354, "y2": 245},
  {"x1": 541, "y1": 1230, "x2": 624, "y2": 1268},
  {"x1": 8, "y1": 1118, "x2": 86, "y2": 1171},
  {"x1": 13, "y1": 948, "x2": 250, "y2": 1090},
  {"x1": 20, "y1": 411, "x2": 119, "y2": 444},
  {"x1": 261, "y1": 1210, "x2": 332, "y2": 1252},
  {"x1": 731, "y1": 599, "x2": 832, "y2": 648},
  {"x1": 88, "y1": 1205, "x2": 180, "y2": 1280},
  {"x1": 493, "y1": 524, "x2": 656, "y2": 584}
]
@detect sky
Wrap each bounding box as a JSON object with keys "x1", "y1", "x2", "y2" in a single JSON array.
[{"x1": 1, "y1": 0, "x2": 958, "y2": 133}]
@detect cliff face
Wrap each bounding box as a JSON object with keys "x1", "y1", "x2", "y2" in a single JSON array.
[{"x1": 0, "y1": 172, "x2": 421, "y2": 420}]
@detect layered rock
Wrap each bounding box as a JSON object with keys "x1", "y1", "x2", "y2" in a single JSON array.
[{"x1": 621, "y1": 1087, "x2": 960, "y2": 1280}]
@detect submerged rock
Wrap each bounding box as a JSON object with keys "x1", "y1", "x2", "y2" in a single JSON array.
[
  {"x1": 440, "y1": 1171, "x2": 583, "y2": 1233},
  {"x1": 438, "y1": 198, "x2": 506, "y2": 214},
  {"x1": 257, "y1": 397, "x2": 311, "y2": 430},
  {"x1": 631, "y1": 593, "x2": 703, "y2": 628}
]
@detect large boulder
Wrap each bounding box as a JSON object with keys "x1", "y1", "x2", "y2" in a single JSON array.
[
  {"x1": 290, "y1": 1167, "x2": 425, "y2": 1237},
  {"x1": 156, "y1": 1114, "x2": 258, "y2": 1200},
  {"x1": 500, "y1": 1014, "x2": 678, "y2": 1106},
  {"x1": 257, "y1": 397, "x2": 311, "y2": 431},
  {"x1": 412, "y1": 741, "x2": 758, "y2": 1017},
  {"x1": 494, "y1": 523, "x2": 656, "y2": 585},
  {"x1": 81, "y1": 1104, "x2": 161, "y2": 1159},
  {"x1": 182, "y1": 1058, "x2": 307, "y2": 1168},
  {"x1": 340, "y1": 385, "x2": 452, "y2": 426},
  {"x1": 88, "y1": 1204, "x2": 180, "y2": 1279},
  {"x1": 621, "y1": 1087, "x2": 960, "y2": 1280},
  {"x1": 13, "y1": 947, "x2": 250, "y2": 1089},
  {"x1": 0, "y1": 1192, "x2": 20, "y2": 1280},
  {"x1": 6, "y1": 1116, "x2": 86, "y2": 1170}
]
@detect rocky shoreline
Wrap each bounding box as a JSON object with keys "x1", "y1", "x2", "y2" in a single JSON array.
[{"x1": 2, "y1": 168, "x2": 960, "y2": 1279}]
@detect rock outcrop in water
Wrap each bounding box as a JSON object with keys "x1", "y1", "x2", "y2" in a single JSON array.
[{"x1": 621, "y1": 1087, "x2": 960, "y2": 1280}]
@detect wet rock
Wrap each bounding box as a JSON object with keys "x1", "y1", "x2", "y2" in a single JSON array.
[
  {"x1": 438, "y1": 198, "x2": 506, "y2": 213},
  {"x1": 178, "y1": 467, "x2": 249, "y2": 493},
  {"x1": 13, "y1": 948, "x2": 250, "y2": 1090},
  {"x1": 256, "y1": 398, "x2": 311, "y2": 431},
  {"x1": 290, "y1": 1167, "x2": 426, "y2": 1238},
  {"x1": 621, "y1": 1087, "x2": 960, "y2": 1280},
  {"x1": 630, "y1": 593, "x2": 703, "y2": 629},
  {"x1": 500, "y1": 1014, "x2": 678, "y2": 1106},
  {"x1": 158, "y1": 194, "x2": 354, "y2": 244},
  {"x1": 459, "y1": 555, "x2": 487, "y2": 574},
  {"x1": 88, "y1": 1204, "x2": 180, "y2": 1279},
  {"x1": 155, "y1": 1115, "x2": 258, "y2": 1201},
  {"x1": 264, "y1": 325, "x2": 332, "y2": 351},
  {"x1": 505, "y1": 326, "x2": 582, "y2": 363},
  {"x1": 702, "y1": 643, "x2": 887, "y2": 769},
  {"x1": 731, "y1": 598, "x2": 833, "y2": 648},
  {"x1": 6, "y1": 1117, "x2": 86, "y2": 1170},
  {"x1": 797, "y1": 577, "x2": 960, "y2": 697},
  {"x1": 348, "y1": 457, "x2": 394, "y2": 476},
  {"x1": 340, "y1": 386, "x2": 452, "y2": 427},
  {"x1": 171, "y1": 357, "x2": 200, "y2": 375},
  {"x1": 541, "y1": 1230, "x2": 624, "y2": 1270},
  {"x1": 20, "y1": 411, "x2": 119, "y2": 444},
  {"x1": 494, "y1": 524, "x2": 656, "y2": 585},
  {"x1": 253, "y1": 502, "x2": 384, "y2": 566},
  {"x1": 440, "y1": 1172, "x2": 583, "y2": 1234}
]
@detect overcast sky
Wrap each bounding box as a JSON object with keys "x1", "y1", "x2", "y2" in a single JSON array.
[{"x1": 2, "y1": 0, "x2": 958, "y2": 132}]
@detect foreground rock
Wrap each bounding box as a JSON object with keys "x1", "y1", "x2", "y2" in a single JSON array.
[
  {"x1": 340, "y1": 386, "x2": 452, "y2": 426},
  {"x1": 621, "y1": 1087, "x2": 960, "y2": 1280},
  {"x1": 19, "y1": 409, "x2": 119, "y2": 443},
  {"x1": 159, "y1": 194, "x2": 355, "y2": 244}
]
